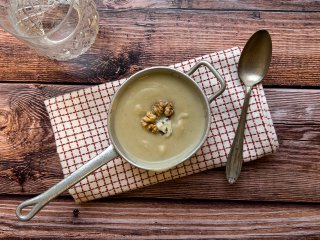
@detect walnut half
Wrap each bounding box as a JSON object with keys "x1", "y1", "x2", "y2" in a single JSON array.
[
  {"x1": 152, "y1": 100, "x2": 174, "y2": 117},
  {"x1": 142, "y1": 111, "x2": 157, "y2": 123},
  {"x1": 164, "y1": 102, "x2": 174, "y2": 117},
  {"x1": 141, "y1": 111, "x2": 158, "y2": 133}
]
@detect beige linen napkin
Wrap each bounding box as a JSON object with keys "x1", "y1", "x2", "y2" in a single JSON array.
[{"x1": 45, "y1": 47, "x2": 279, "y2": 203}]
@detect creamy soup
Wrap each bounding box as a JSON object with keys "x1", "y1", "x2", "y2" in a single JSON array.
[{"x1": 111, "y1": 71, "x2": 208, "y2": 163}]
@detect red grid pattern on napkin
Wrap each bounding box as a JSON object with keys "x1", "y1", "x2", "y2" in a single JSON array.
[{"x1": 45, "y1": 47, "x2": 278, "y2": 203}]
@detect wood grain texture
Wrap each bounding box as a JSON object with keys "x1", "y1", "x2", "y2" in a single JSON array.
[
  {"x1": 0, "y1": 6, "x2": 319, "y2": 86},
  {"x1": 99, "y1": 0, "x2": 320, "y2": 11},
  {"x1": 0, "y1": 84, "x2": 319, "y2": 203},
  {"x1": 1, "y1": 197, "x2": 320, "y2": 239},
  {"x1": 0, "y1": 1, "x2": 319, "y2": 238}
]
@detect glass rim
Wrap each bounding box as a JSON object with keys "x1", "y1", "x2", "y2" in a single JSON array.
[{"x1": 1, "y1": 0, "x2": 77, "y2": 39}]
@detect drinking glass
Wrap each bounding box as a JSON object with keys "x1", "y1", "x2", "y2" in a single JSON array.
[{"x1": 0, "y1": 0, "x2": 99, "y2": 60}]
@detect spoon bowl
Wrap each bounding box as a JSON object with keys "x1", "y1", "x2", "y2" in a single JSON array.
[
  {"x1": 238, "y1": 30, "x2": 272, "y2": 86},
  {"x1": 226, "y1": 30, "x2": 272, "y2": 184}
]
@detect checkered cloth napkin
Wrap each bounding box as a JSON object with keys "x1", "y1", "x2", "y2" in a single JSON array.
[{"x1": 44, "y1": 47, "x2": 279, "y2": 203}]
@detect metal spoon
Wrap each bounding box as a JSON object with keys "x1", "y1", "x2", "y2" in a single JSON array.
[{"x1": 225, "y1": 30, "x2": 272, "y2": 184}]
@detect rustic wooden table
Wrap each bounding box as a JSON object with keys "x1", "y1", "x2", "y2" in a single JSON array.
[{"x1": 0, "y1": 1, "x2": 319, "y2": 239}]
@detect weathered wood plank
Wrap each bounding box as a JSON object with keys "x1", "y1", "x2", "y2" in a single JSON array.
[
  {"x1": 128, "y1": 139, "x2": 320, "y2": 202},
  {"x1": 99, "y1": 0, "x2": 320, "y2": 11},
  {"x1": 1, "y1": 197, "x2": 320, "y2": 239},
  {"x1": 0, "y1": 84, "x2": 319, "y2": 202},
  {"x1": 0, "y1": 9, "x2": 319, "y2": 86}
]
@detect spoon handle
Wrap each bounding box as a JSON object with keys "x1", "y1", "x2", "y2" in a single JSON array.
[{"x1": 226, "y1": 86, "x2": 252, "y2": 184}]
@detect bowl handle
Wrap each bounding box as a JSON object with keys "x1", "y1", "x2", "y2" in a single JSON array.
[
  {"x1": 186, "y1": 60, "x2": 226, "y2": 103},
  {"x1": 16, "y1": 145, "x2": 119, "y2": 221}
]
